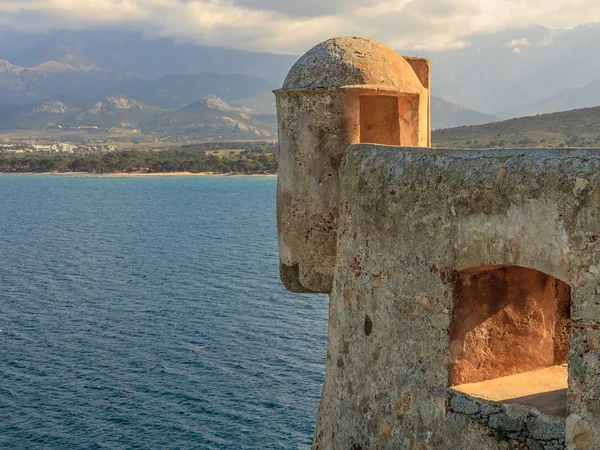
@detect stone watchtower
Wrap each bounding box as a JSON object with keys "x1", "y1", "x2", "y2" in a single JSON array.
[
  {"x1": 274, "y1": 37, "x2": 430, "y2": 294},
  {"x1": 276, "y1": 37, "x2": 600, "y2": 450}
]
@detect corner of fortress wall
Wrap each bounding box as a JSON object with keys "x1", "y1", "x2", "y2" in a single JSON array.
[
  {"x1": 313, "y1": 145, "x2": 600, "y2": 450},
  {"x1": 275, "y1": 37, "x2": 600, "y2": 450}
]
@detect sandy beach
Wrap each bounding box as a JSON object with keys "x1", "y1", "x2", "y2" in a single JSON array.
[{"x1": 0, "y1": 172, "x2": 277, "y2": 177}]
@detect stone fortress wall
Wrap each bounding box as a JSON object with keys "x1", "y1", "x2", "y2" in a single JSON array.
[{"x1": 275, "y1": 37, "x2": 600, "y2": 450}]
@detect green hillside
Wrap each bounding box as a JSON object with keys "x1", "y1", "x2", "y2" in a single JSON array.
[{"x1": 432, "y1": 106, "x2": 600, "y2": 148}]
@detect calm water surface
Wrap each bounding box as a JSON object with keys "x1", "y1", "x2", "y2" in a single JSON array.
[{"x1": 0, "y1": 175, "x2": 327, "y2": 449}]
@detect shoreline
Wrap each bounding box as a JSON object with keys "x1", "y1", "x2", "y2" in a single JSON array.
[{"x1": 0, "y1": 171, "x2": 277, "y2": 178}]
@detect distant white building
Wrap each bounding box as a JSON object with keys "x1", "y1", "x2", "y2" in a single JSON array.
[
  {"x1": 33, "y1": 145, "x2": 52, "y2": 152},
  {"x1": 56, "y1": 143, "x2": 76, "y2": 153}
]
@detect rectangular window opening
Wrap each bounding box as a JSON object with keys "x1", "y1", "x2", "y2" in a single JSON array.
[
  {"x1": 449, "y1": 265, "x2": 571, "y2": 418},
  {"x1": 359, "y1": 95, "x2": 400, "y2": 146}
]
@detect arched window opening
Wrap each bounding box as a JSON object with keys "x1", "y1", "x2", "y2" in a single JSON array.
[{"x1": 449, "y1": 265, "x2": 571, "y2": 417}]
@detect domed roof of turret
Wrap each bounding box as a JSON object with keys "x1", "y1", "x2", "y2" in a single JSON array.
[{"x1": 282, "y1": 36, "x2": 423, "y2": 93}]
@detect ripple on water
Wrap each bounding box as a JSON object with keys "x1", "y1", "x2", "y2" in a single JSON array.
[{"x1": 0, "y1": 175, "x2": 327, "y2": 450}]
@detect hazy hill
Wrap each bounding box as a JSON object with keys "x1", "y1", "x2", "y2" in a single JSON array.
[
  {"x1": 0, "y1": 59, "x2": 137, "y2": 106},
  {"x1": 6, "y1": 24, "x2": 600, "y2": 114},
  {"x1": 432, "y1": 106, "x2": 600, "y2": 148},
  {"x1": 31, "y1": 60, "x2": 79, "y2": 74},
  {"x1": 0, "y1": 58, "x2": 277, "y2": 111},
  {"x1": 117, "y1": 73, "x2": 276, "y2": 109},
  {"x1": 2, "y1": 25, "x2": 600, "y2": 126},
  {"x1": 142, "y1": 96, "x2": 273, "y2": 139},
  {"x1": 5, "y1": 29, "x2": 296, "y2": 82},
  {"x1": 431, "y1": 97, "x2": 498, "y2": 129},
  {"x1": 5, "y1": 99, "x2": 74, "y2": 129},
  {"x1": 408, "y1": 23, "x2": 600, "y2": 113},
  {"x1": 499, "y1": 78, "x2": 600, "y2": 119},
  {"x1": 228, "y1": 95, "x2": 498, "y2": 130},
  {"x1": 0, "y1": 103, "x2": 24, "y2": 122},
  {"x1": 75, "y1": 96, "x2": 163, "y2": 129},
  {"x1": 0, "y1": 90, "x2": 504, "y2": 135},
  {"x1": 231, "y1": 90, "x2": 277, "y2": 116},
  {"x1": 0, "y1": 25, "x2": 49, "y2": 59}
]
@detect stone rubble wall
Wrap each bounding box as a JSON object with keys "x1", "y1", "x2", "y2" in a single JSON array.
[{"x1": 449, "y1": 391, "x2": 566, "y2": 450}]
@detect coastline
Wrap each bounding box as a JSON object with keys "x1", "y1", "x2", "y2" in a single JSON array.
[{"x1": 0, "y1": 171, "x2": 277, "y2": 177}]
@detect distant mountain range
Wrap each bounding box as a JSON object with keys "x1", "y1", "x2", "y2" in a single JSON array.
[
  {"x1": 0, "y1": 95, "x2": 274, "y2": 140},
  {"x1": 0, "y1": 90, "x2": 498, "y2": 137},
  {"x1": 1, "y1": 24, "x2": 600, "y2": 137},
  {"x1": 0, "y1": 59, "x2": 276, "y2": 107},
  {"x1": 432, "y1": 106, "x2": 600, "y2": 148},
  {"x1": 0, "y1": 54, "x2": 502, "y2": 133},
  {"x1": 0, "y1": 28, "x2": 296, "y2": 82}
]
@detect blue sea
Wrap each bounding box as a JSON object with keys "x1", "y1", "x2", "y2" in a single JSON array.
[{"x1": 0, "y1": 175, "x2": 328, "y2": 449}]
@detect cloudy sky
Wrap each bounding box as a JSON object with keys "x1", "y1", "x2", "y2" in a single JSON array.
[{"x1": 1, "y1": 0, "x2": 600, "y2": 53}]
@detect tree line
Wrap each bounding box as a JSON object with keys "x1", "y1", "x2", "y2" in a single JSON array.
[
  {"x1": 180, "y1": 142, "x2": 278, "y2": 153},
  {"x1": 0, "y1": 146, "x2": 278, "y2": 174}
]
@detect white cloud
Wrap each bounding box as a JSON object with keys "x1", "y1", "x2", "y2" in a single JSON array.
[
  {"x1": 513, "y1": 47, "x2": 521, "y2": 53},
  {"x1": 539, "y1": 34, "x2": 556, "y2": 46},
  {"x1": 1, "y1": 0, "x2": 600, "y2": 53},
  {"x1": 506, "y1": 38, "x2": 531, "y2": 47}
]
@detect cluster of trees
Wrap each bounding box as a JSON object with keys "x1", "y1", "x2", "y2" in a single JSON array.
[
  {"x1": 0, "y1": 146, "x2": 278, "y2": 174},
  {"x1": 181, "y1": 141, "x2": 277, "y2": 153}
]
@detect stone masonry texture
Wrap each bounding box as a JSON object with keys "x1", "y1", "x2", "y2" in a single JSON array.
[
  {"x1": 307, "y1": 147, "x2": 600, "y2": 450},
  {"x1": 274, "y1": 31, "x2": 600, "y2": 450},
  {"x1": 275, "y1": 37, "x2": 430, "y2": 294}
]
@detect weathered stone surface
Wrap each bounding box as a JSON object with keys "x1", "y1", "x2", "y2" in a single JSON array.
[
  {"x1": 394, "y1": 391, "x2": 411, "y2": 415},
  {"x1": 447, "y1": 393, "x2": 568, "y2": 448},
  {"x1": 450, "y1": 265, "x2": 570, "y2": 385},
  {"x1": 526, "y1": 438, "x2": 544, "y2": 450},
  {"x1": 277, "y1": 35, "x2": 600, "y2": 450},
  {"x1": 481, "y1": 403, "x2": 503, "y2": 417},
  {"x1": 275, "y1": 89, "x2": 352, "y2": 293},
  {"x1": 504, "y1": 404, "x2": 530, "y2": 419},
  {"x1": 450, "y1": 396, "x2": 480, "y2": 415},
  {"x1": 489, "y1": 413, "x2": 525, "y2": 432},
  {"x1": 275, "y1": 37, "x2": 430, "y2": 293},
  {"x1": 528, "y1": 414, "x2": 566, "y2": 440},
  {"x1": 282, "y1": 37, "x2": 424, "y2": 92},
  {"x1": 309, "y1": 147, "x2": 600, "y2": 449},
  {"x1": 586, "y1": 330, "x2": 600, "y2": 351},
  {"x1": 379, "y1": 423, "x2": 392, "y2": 440},
  {"x1": 566, "y1": 414, "x2": 596, "y2": 449}
]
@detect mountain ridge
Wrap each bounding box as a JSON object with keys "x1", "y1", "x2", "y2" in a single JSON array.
[{"x1": 1, "y1": 24, "x2": 600, "y2": 131}]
